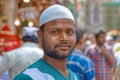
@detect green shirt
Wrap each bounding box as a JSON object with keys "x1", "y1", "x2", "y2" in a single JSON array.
[{"x1": 14, "y1": 59, "x2": 80, "y2": 80}]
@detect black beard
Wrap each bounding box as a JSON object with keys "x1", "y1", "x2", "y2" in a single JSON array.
[{"x1": 42, "y1": 38, "x2": 75, "y2": 59}]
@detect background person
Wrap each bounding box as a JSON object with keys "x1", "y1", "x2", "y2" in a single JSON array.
[
  {"x1": 0, "y1": 27, "x2": 44, "y2": 80},
  {"x1": 67, "y1": 28, "x2": 95, "y2": 80},
  {"x1": 85, "y1": 30, "x2": 116, "y2": 80}
]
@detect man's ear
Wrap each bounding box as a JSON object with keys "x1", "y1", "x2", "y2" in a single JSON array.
[
  {"x1": 37, "y1": 29, "x2": 42, "y2": 48},
  {"x1": 37, "y1": 29, "x2": 42, "y2": 37}
]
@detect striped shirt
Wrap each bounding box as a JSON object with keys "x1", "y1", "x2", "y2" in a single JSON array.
[{"x1": 67, "y1": 49, "x2": 95, "y2": 80}]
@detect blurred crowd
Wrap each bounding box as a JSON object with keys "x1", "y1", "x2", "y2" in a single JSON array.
[
  {"x1": 0, "y1": 4, "x2": 120, "y2": 80},
  {"x1": 1, "y1": 25, "x2": 120, "y2": 80}
]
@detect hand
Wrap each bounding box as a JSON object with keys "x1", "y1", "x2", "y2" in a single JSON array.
[{"x1": 100, "y1": 46, "x2": 108, "y2": 55}]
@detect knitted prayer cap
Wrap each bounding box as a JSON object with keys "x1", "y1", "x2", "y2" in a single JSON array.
[
  {"x1": 40, "y1": 4, "x2": 75, "y2": 27},
  {"x1": 22, "y1": 26, "x2": 38, "y2": 43}
]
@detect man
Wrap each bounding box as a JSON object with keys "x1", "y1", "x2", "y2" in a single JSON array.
[
  {"x1": 0, "y1": 27, "x2": 44, "y2": 80},
  {"x1": 86, "y1": 30, "x2": 116, "y2": 80},
  {"x1": 67, "y1": 28, "x2": 95, "y2": 80},
  {"x1": 14, "y1": 4, "x2": 80, "y2": 80}
]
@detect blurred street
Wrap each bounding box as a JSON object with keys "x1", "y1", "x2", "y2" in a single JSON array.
[{"x1": 0, "y1": 0, "x2": 120, "y2": 80}]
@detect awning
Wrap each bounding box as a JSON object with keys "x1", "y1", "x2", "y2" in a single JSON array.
[{"x1": 102, "y1": 2, "x2": 120, "y2": 7}]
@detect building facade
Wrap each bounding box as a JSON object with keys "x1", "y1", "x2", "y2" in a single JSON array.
[{"x1": 0, "y1": 0, "x2": 118, "y2": 34}]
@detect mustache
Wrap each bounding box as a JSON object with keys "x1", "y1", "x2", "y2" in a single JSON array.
[{"x1": 55, "y1": 42, "x2": 71, "y2": 48}]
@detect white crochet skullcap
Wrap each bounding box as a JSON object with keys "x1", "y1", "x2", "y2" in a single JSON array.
[
  {"x1": 40, "y1": 4, "x2": 75, "y2": 26},
  {"x1": 23, "y1": 26, "x2": 38, "y2": 37}
]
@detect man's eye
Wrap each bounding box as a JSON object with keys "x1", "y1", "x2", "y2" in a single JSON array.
[
  {"x1": 51, "y1": 31, "x2": 58, "y2": 34},
  {"x1": 67, "y1": 31, "x2": 73, "y2": 35}
]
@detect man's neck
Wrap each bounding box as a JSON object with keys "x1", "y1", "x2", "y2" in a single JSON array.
[
  {"x1": 97, "y1": 43, "x2": 104, "y2": 48},
  {"x1": 76, "y1": 44, "x2": 82, "y2": 51},
  {"x1": 43, "y1": 55, "x2": 69, "y2": 78}
]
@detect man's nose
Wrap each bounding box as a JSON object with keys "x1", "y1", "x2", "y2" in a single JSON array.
[{"x1": 59, "y1": 32, "x2": 69, "y2": 41}]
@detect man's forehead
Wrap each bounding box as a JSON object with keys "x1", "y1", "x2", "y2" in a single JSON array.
[{"x1": 44, "y1": 18, "x2": 74, "y2": 26}]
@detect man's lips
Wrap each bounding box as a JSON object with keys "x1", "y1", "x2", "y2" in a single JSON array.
[{"x1": 58, "y1": 44, "x2": 70, "y2": 50}]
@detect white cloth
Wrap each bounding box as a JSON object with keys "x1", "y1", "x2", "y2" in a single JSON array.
[
  {"x1": 0, "y1": 42, "x2": 44, "y2": 80},
  {"x1": 0, "y1": 70, "x2": 10, "y2": 80}
]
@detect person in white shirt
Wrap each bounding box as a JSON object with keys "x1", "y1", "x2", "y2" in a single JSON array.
[{"x1": 0, "y1": 27, "x2": 44, "y2": 80}]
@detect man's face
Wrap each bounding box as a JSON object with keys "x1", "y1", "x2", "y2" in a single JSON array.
[
  {"x1": 41, "y1": 18, "x2": 76, "y2": 59},
  {"x1": 97, "y1": 33, "x2": 106, "y2": 45}
]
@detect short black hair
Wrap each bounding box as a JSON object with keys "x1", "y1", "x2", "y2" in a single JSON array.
[
  {"x1": 22, "y1": 35, "x2": 38, "y2": 43},
  {"x1": 76, "y1": 28, "x2": 83, "y2": 44},
  {"x1": 40, "y1": 24, "x2": 45, "y2": 33},
  {"x1": 95, "y1": 30, "x2": 106, "y2": 38}
]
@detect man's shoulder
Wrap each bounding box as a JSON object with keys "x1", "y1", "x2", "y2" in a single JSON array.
[
  {"x1": 2, "y1": 48, "x2": 19, "y2": 58},
  {"x1": 14, "y1": 59, "x2": 43, "y2": 80},
  {"x1": 24, "y1": 59, "x2": 43, "y2": 69},
  {"x1": 69, "y1": 49, "x2": 84, "y2": 58},
  {"x1": 69, "y1": 49, "x2": 93, "y2": 63},
  {"x1": 68, "y1": 50, "x2": 94, "y2": 71},
  {"x1": 14, "y1": 73, "x2": 32, "y2": 80}
]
